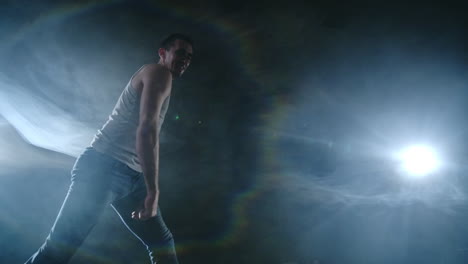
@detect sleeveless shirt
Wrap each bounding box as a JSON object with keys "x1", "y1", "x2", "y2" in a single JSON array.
[{"x1": 90, "y1": 65, "x2": 171, "y2": 172}]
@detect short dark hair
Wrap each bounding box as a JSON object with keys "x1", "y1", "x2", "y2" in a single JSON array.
[{"x1": 160, "y1": 33, "x2": 193, "y2": 51}]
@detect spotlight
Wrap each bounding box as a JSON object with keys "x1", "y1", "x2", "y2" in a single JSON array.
[{"x1": 397, "y1": 144, "x2": 440, "y2": 177}]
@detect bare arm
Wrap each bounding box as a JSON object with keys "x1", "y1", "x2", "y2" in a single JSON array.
[{"x1": 133, "y1": 64, "x2": 172, "y2": 220}]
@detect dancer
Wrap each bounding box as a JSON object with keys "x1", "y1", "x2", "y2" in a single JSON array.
[{"x1": 25, "y1": 33, "x2": 193, "y2": 264}]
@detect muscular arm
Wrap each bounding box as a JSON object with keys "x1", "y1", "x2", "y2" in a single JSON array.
[{"x1": 133, "y1": 64, "x2": 172, "y2": 220}]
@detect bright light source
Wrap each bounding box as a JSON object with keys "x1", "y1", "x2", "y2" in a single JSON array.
[{"x1": 398, "y1": 145, "x2": 440, "y2": 177}]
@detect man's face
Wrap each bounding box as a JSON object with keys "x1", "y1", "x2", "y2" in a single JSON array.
[{"x1": 161, "y1": 39, "x2": 193, "y2": 78}]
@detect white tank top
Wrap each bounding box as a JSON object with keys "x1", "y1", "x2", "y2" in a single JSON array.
[{"x1": 90, "y1": 65, "x2": 171, "y2": 172}]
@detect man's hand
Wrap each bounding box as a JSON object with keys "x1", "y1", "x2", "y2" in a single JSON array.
[{"x1": 131, "y1": 191, "x2": 159, "y2": 221}]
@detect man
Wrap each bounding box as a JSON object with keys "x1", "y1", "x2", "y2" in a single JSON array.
[{"x1": 25, "y1": 33, "x2": 193, "y2": 264}]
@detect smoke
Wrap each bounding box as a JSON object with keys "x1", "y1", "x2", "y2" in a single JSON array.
[
  {"x1": 264, "y1": 27, "x2": 468, "y2": 211},
  {"x1": 0, "y1": 4, "x2": 150, "y2": 169},
  {"x1": 0, "y1": 73, "x2": 94, "y2": 158}
]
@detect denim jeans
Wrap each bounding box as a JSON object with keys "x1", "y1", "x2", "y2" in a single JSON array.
[{"x1": 25, "y1": 147, "x2": 179, "y2": 264}]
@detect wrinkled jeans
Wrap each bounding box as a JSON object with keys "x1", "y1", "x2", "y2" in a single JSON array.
[{"x1": 25, "y1": 147, "x2": 179, "y2": 264}]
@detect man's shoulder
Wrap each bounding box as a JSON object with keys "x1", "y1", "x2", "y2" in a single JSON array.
[
  {"x1": 140, "y1": 63, "x2": 171, "y2": 77},
  {"x1": 137, "y1": 63, "x2": 172, "y2": 96},
  {"x1": 133, "y1": 64, "x2": 171, "y2": 91}
]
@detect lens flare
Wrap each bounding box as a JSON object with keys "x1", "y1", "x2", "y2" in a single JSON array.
[{"x1": 398, "y1": 145, "x2": 440, "y2": 177}]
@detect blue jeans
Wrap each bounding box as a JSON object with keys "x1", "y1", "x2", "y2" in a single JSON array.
[{"x1": 25, "y1": 147, "x2": 179, "y2": 264}]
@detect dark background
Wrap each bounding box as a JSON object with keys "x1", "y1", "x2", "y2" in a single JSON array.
[{"x1": 1, "y1": 1, "x2": 468, "y2": 263}]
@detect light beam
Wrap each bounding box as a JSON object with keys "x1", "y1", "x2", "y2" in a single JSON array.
[{"x1": 398, "y1": 144, "x2": 440, "y2": 177}]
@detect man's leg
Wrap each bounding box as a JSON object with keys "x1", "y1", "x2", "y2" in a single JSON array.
[
  {"x1": 25, "y1": 148, "x2": 116, "y2": 264},
  {"x1": 111, "y1": 178, "x2": 179, "y2": 264}
]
